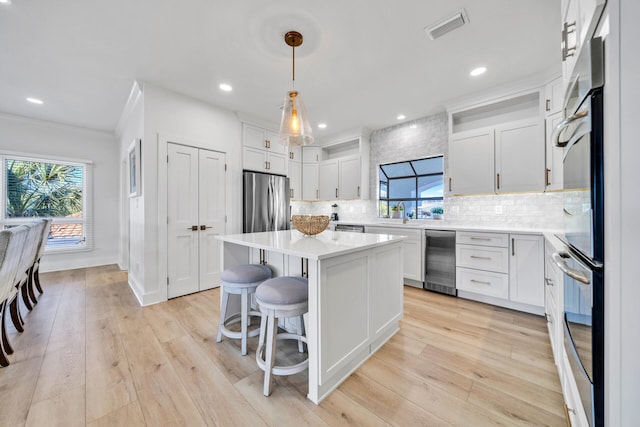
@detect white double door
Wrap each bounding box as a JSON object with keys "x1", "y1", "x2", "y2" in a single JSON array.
[{"x1": 167, "y1": 143, "x2": 226, "y2": 299}]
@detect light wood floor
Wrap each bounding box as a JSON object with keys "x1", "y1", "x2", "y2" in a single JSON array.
[{"x1": 0, "y1": 265, "x2": 566, "y2": 426}]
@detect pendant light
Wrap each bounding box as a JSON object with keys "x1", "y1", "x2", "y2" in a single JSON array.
[{"x1": 279, "y1": 31, "x2": 314, "y2": 146}]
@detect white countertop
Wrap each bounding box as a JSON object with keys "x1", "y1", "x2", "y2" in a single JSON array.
[
  {"x1": 334, "y1": 219, "x2": 561, "y2": 235},
  {"x1": 216, "y1": 229, "x2": 406, "y2": 260}
]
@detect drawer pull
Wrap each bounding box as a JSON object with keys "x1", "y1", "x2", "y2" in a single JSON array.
[
  {"x1": 470, "y1": 255, "x2": 492, "y2": 260},
  {"x1": 470, "y1": 237, "x2": 491, "y2": 241},
  {"x1": 470, "y1": 279, "x2": 491, "y2": 285}
]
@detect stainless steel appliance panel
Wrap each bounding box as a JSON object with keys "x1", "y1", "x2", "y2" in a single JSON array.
[
  {"x1": 424, "y1": 230, "x2": 456, "y2": 296},
  {"x1": 334, "y1": 224, "x2": 365, "y2": 233},
  {"x1": 243, "y1": 171, "x2": 290, "y2": 233}
]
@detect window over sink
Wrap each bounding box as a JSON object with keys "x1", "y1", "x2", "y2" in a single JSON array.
[{"x1": 378, "y1": 156, "x2": 443, "y2": 219}]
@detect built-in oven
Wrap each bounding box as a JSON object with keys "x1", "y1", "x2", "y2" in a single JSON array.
[{"x1": 553, "y1": 36, "x2": 604, "y2": 427}]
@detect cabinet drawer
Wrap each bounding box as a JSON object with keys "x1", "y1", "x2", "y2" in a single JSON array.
[
  {"x1": 456, "y1": 231, "x2": 509, "y2": 247},
  {"x1": 456, "y1": 244, "x2": 509, "y2": 273},
  {"x1": 457, "y1": 267, "x2": 509, "y2": 299}
]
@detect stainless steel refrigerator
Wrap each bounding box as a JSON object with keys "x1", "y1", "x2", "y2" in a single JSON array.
[{"x1": 243, "y1": 171, "x2": 290, "y2": 233}]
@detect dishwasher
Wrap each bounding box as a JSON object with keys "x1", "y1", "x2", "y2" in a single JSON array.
[{"x1": 424, "y1": 230, "x2": 456, "y2": 296}]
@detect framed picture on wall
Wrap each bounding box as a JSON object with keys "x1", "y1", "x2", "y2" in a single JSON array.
[{"x1": 128, "y1": 139, "x2": 141, "y2": 197}]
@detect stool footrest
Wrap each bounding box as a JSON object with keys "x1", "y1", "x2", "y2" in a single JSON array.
[{"x1": 256, "y1": 333, "x2": 308, "y2": 376}]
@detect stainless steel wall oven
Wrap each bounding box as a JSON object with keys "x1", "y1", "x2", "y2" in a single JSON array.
[{"x1": 553, "y1": 37, "x2": 604, "y2": 427}]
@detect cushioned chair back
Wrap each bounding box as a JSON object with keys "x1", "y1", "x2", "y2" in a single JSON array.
[
  {"x1": 16, "y1": 223, "x2": 41, "y2": 280},
  {"x1": 0, "y1": 226, "x2": 28, "y2": 303},
  {"x1": 34, "y1": 218, "x2": 51, "y2": 261}
]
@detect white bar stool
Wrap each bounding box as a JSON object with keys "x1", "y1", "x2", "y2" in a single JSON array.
[
  {"x1": 255, "y1": 276, "x2": 308, "y2": 397},
  {"x1": 216, "y1": 264, "x2": 272, "y2": 355}
]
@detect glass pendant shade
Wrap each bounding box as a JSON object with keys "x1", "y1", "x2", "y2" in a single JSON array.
[{"x1": 279, "y1": 90, "x2": 314, "y2": 146}]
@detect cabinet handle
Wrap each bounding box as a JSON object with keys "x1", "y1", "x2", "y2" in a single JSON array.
[
  {"x1": 546, "y1": 99, "x2": 551, "y2": 112},
  {"x1": 267, "y1": 161, "x2": 271, "y2": 170},
  {"x1": 512, "y1": 238, "x2": 515, "y2": 256},
  {"x1": 335, "y1": 188, "x2": 338, "y2": 198},
  {"x1": 316, "y1": 189, "x2": 319, "y2": 199},
  {"x1": 264, "y1": 161, "x2": 268, "y2": 170},
  {"x1": 470, "y1": 279, "x2": 491, "y2": 285},
  {"x1": 562, "y1": 21, "x2": 577, "y2": 60},
  {"x1": 265, "y1": 139, "x2": 270, "y2": 149},
  {"x1": 470, "y1": 255, "x2": 492, "y2": 260},
  {"x1": 545, "y1": 278, "x2": 554, "y2": 287},
  {"x1": 496, "y1": 173, "x2": 500, "y2": 190},
  {"x1": 448, "y1": 177, "x2": 452, "y2": 192},
  {"x1": 357, "y1": 186, "x2": 360, "y2": 197},
  {"x1": 546, "y1": 168, "x2": 551, "y2": 186},
  {"x1": 470, "y1": 237, "x2": 491, "y2": 241}
]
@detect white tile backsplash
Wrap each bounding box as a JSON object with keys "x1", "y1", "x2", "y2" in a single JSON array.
[{"x1": 292, "y1": 192, "x2": 563, "y2": 230}]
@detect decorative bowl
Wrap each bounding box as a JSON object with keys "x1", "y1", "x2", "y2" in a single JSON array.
[{"x1": 291, "y1": 215, "x2": 331, "y2": 236}]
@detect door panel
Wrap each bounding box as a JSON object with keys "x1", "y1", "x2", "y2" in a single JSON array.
[
  {"x1": 168, "y1": 143, "x2": 199, "y2": 298},
  {"x1": 168, "y1": 143, "x2": 226, "y2": 298},
  {"x1": 199, "y1": 150, "x2": 226, "y2": 290}
]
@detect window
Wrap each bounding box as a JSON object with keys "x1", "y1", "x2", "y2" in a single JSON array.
[
  {"x1": 1, "y1": 154, "x2": 93, "y2": 252},
  {"x1": 378, "y1": 156, "x2": 444, "y2": 219}
]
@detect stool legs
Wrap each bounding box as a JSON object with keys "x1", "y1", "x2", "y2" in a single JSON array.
[
  {"x1": 240, "y1": 288, "x2": 249, "y2": 356},
  {"x1": 216, "y1": 289, "x2": 229, "y2": 344},
  {"x1": 263, "y1": 312, "x2": 278, "y2": 396}
]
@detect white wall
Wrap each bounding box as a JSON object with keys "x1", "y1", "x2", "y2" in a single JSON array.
[
  {"x1": 123, "y1": 82, "x2": 242, "y2": 305},
  {"x1": 0, "y1": 113, "x2": 120, "y2": 271}
]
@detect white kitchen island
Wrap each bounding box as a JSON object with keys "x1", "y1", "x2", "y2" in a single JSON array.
[{"x1": 216, "y1": 229, "x2": 405, "y2": 404}]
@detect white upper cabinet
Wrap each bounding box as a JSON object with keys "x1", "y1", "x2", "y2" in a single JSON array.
[
  {"x1": 495, "y1": 119, "x2": 545, "y2": 193},
  {"x1": 318, "y1": 159, "x2": 339, "y2": 200},
  {"x1": 302, "y1": 162, "x2": 319, "y2": 200},
  {"x1": 545, "y1": 111, "x2": 565, "y2": 191},
  {"x1": 449, "y1": 129, "x2": 495, "y2": 195},
  {"x1": 309, "y1": 129, "x2": 370, "y2": 201},
  {"x1": 447, "y1": 89, "x2": 545, "y2": 195},
  {"x1": 561, "y1": 0, "x2": 606, "y2": 88},
  {"x1": 303, "y1": 146, "x2": 322, "y2": 163},
  {"x1": 288, "y1": 160, "x2": 302, "y2": 200},
  {"x1": 242, "y1": 123, "x2": 288, "y2": 175},
  {"x1": 287, "y1": 146, "x2": 302, "y2": 162},
  {"x1": 544, "y1": 77, "x2": 564, "y2": 116}
]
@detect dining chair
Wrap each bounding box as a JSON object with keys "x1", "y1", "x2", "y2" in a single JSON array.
[
  {"x1": 29, "y1": 218, "x2": 51, "y2": 299},
  {"x1": 8, "y1": 222, "x2": 41, "y2": 332},
  {"x1": 0, "y1": 226, "x2": 29, "y2": 366}
]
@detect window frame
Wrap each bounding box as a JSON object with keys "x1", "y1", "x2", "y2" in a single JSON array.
[
  {"x1": 0, "y1": 151, "x2": 93, "y2": 253},
  {"x1": 378, "y1": 155, "x2": 444, "y2": 220}
]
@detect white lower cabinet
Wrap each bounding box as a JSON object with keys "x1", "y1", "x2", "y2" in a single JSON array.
[
  {"x1": 455, "y1": 231, "x2": 544, "y2": 314},
  {"x1": 509, "y1": 234, "x2": 544, "y2": 306},
  {"x1": 364, "y1": 226, "x2": 424, "y2": 282}
]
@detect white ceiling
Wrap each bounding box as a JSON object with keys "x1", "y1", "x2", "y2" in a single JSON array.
[{"x1": 0, "y1": 0, "x2": 560, "y2": 137}]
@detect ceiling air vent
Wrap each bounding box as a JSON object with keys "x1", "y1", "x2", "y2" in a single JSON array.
[{"x1": 425, "y1": 9, "x2": 470, "y2": 40}]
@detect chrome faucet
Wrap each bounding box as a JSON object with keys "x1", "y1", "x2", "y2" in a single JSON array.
[{"x1": 397, "y1": 201, "x2": 407, "y2": 224}]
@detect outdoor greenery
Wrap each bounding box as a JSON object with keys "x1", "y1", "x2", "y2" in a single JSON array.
[{"x1": 5, "y1": 159, "x2": 83, "y2": 218}]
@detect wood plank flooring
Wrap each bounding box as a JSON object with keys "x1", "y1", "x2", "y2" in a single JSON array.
[{"x1": 0, "y1": 265, "x2": 566, "y2": 426}]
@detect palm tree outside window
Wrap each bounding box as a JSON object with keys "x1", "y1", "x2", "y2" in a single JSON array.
[{"x1": 1, "y1": 154, "x2": 92, "y2": 251}]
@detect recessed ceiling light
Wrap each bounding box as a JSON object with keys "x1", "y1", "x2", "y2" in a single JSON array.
[
  {"x1": 219, "y1": 83, "x2": 232, "y2": 92},
  {"x1": 318, "y1": 123, "x2": 327, "y2": 129},
  {"x1": 397, "y1": 114, "x2": 406, "y2": 120},
  {"x1": 470, "y1": 67, "x2": 487, "y2": 77},
  {"x1": 26, "y1": 97, "x2": 43, "y2": 105}
]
